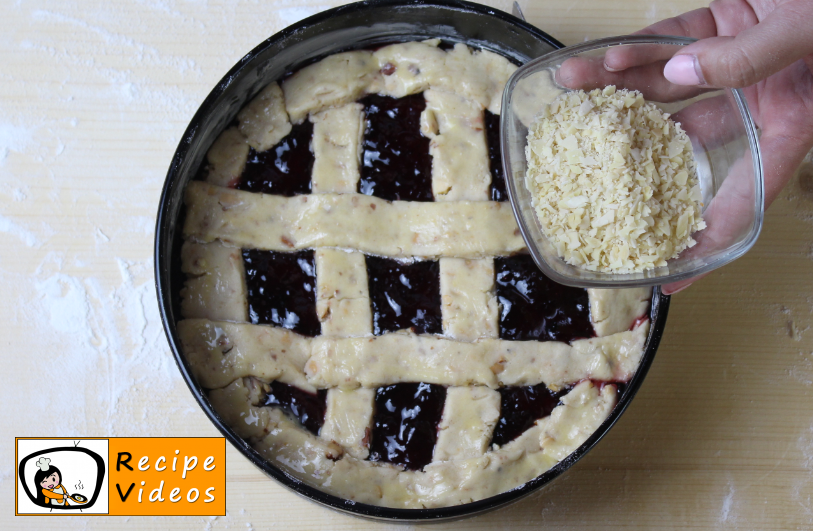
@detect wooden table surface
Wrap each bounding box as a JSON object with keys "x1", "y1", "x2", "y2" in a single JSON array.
[{"x1": 2, "y1": 1, "x2": 812, "y2": 529}]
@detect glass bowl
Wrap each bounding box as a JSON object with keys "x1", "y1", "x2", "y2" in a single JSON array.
[{"x1": 500, "y1": 35, "x2": 764, "y2": 288}]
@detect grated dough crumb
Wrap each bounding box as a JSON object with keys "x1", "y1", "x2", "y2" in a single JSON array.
[{"x1": 525, "y1": 86, "x2": 705, "y2": 272}]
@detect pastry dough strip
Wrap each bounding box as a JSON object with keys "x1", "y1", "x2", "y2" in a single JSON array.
[
  {"x1": 183, "y1": 181, "x2": 525, "y2": 259},
  {"x1": 588, "y1": 287, "x2": 652, "y2": 337},
  {"x1": 179, "y1": 318, "x2": 649, "y2": 391},
  {"x1": 280, "y1": 42, "x2": 518, "y2": 122},
  {"x1": 237, "y1": 81, "x2": 292, "y2": 152},
  {"x1": 311, "y1": 103, "x2": 365, "y2": 194},
  {"x1": 423, "y1": 89, "x2": 491, "y2": 202},
  {"x1": 432, "y1": 386, "x2": 501, "y2": 462},
  {"x1": 307, "y1": 322, "x2": 648, "y2": 389},
  {"x1": 178, "y1": 318, "x2": 314, "y2": 392},
  {"x1": 314, "y1": 249, "x2": 372, "y2": 337},
  {"x1": 320, "y1": 387, "x2": 375, "y2": 460},
  {"x1": 439, "y1": 257, "x2": 499, "y2": 341},
  {"x1": 180, "y1": 241, "x2": 248, "y2": 323}
]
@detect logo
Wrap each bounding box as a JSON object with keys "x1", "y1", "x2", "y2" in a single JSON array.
[
  {"x1": 16, "y1": 437, "x2": 226, "y2": 517},
  {"x1": 16, "y1": 438, "x2": 109, "y2": 515}
]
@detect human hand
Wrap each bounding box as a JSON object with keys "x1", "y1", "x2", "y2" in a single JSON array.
[{"x1": 604, "y1": 0, "x2": 813, "y2": 294}]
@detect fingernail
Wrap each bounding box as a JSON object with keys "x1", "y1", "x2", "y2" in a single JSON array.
[
  {"x1": 664, "y1": 55, "x2": 704, "y2": 85},
  {"x1": 603, "y1": 61, "x2": 621, "y2": 72}
]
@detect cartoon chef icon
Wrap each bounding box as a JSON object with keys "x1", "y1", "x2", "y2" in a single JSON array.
[{"x1": 34, "y1": 457, "x2": 75, "y2": 507}]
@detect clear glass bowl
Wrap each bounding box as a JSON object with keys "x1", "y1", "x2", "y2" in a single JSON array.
[{"x1": 501, "y1": 35, "x2": 764, "y2": 288}]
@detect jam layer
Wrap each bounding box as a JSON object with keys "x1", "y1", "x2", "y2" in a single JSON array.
[
  {"x1": 358, "y1": 94, "x2": 433, "y2": 202},
  {"x1": 495, "y1": 254, "x2": 593, "y2": 342},
  {"x1": 368, "y1": 382, "x2": 446, "y2": 470},
  {"x1": 490, "y1": 383, "x2": 568, "y2": 447},
  {"x1": 485, "y1": 110, "x2": 507, "y2": 202},
  {"x1": 237, "y1": 121, "x2": 314, "y2": 196},
  {"x1": 263, "y1": 381, "x2": 327, "y2": 436},
  {"x1": 242, "y1": 249, "x2": 320, "y2": 337},
  {"x1": 366, "y1": 256, "x2": 443, "y2": 336}
]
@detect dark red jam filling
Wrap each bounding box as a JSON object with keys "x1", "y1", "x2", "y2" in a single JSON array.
[
  {"x1": 358, "y1": 94, "x2": 433, "y2": 202},
  {"x1": 368, "y1": 382, "x2": 446, "y2": 470},
  {"x1": 485, "y1": 110, "x2": 508, "y2": 202},
  {"x1": 495, "y1": 254, "x2": 594, "y2": 342},
  {"x1": 242, "y1": 249, "x2": 320, "y2": 337},
  {"x1": 262, "y1": 381, "x2": 327, "y2": 436},
  {"x1": 490, "y1": 383, "x2": 570, "y2": 447},
  {"x1": 236, "y1": 121, "x2": 314, "y2": 196},
  {"x1": 366, "y1": 256, "x2": 442, "y2": 336}
]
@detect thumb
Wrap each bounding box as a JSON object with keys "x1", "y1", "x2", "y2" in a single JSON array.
[{"x1": 663, "y1": 2, "x2": 813, "y2": 88}]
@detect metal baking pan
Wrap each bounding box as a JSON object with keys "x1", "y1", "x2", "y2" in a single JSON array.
[{"x1": 154, "y1": 0, "x2": 670, "y2": 521}]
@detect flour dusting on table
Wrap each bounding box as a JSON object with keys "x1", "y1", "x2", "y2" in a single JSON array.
[{"x1": 1, "y1": 0, "x2": 813, "y2": 529}]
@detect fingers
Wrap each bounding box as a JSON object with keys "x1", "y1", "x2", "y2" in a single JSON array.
[
  {"x1": 604, "y1": 8, "x2": 718, "y2": 72},
  {"x1": 557, "y1": 55, "x2": 709, "y2": 102},
  {"x1": 656, "y1": 153, "x2": 755, "y2": 297},
  {"x1": 707, "y1": 0, "x2": 760, "y2": 38},
  {"x1": 607, "y1": 0, "x2": 813, "y2": 89},
  {"x1": 666, "y1": 1, "x2": 813, "y2": 88}
]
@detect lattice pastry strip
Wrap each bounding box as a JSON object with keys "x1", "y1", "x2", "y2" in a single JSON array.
[
  {"x1": 178, "y1": 318, "x2": 314, "y2": 392},
  {"x1": 422, "y1": 89, "x2": 491, "y2": 201},
  {"x1": 311, "y1": 103, "x2": 365, "y2": 194},
  {"x1": 430, "y1": 43, "x2": 517, "y2": 115},
  {"x1": 179, "y1": 317, "x2": 649, "y2": 392},
  {"x1": 252, "y1": 408, "x2": 342, "y2": 483},
  {"x1": 282, "y1": 51, "x2": 382, "y2": 124},
  {"x1": 320, "y1": 388, "x2": 375, "y2": 460},
  {"x1": 314, "y1": 249, "x2": 372, "y2": 337},
  {"x1": 432, "y1": 386, "x2": 501, "y2": 462},
  {"x1": 180, "y1": 241, "x2": 248, "y2": 323},
  {"x1": 280, "y1": 41, "x2": 517, "y2": 124},
  {"x1": 306, "y1": 322, "x2": 649, "y2": 389},
  {"x1": 588, "y1": 287, "x2": 652, "y2": 337},
  {"x1": 237, "y1": 81, "x2": 292, "y2": 152},
  {"x1": 183, "y1": 182, "x2": 524, "y2": 258},
  {"x1": 439, "y1": 257, "x2": 498, "y2": 341},
  {"x1": 208, "y1": 377, "x2": 274, "y2": 442},
  {"x1": 373, "y1": 40, "x2": 447, "y2": 98},
  {"x1": 203, "y1": 127, "x2": 249, "y2": 188}
]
